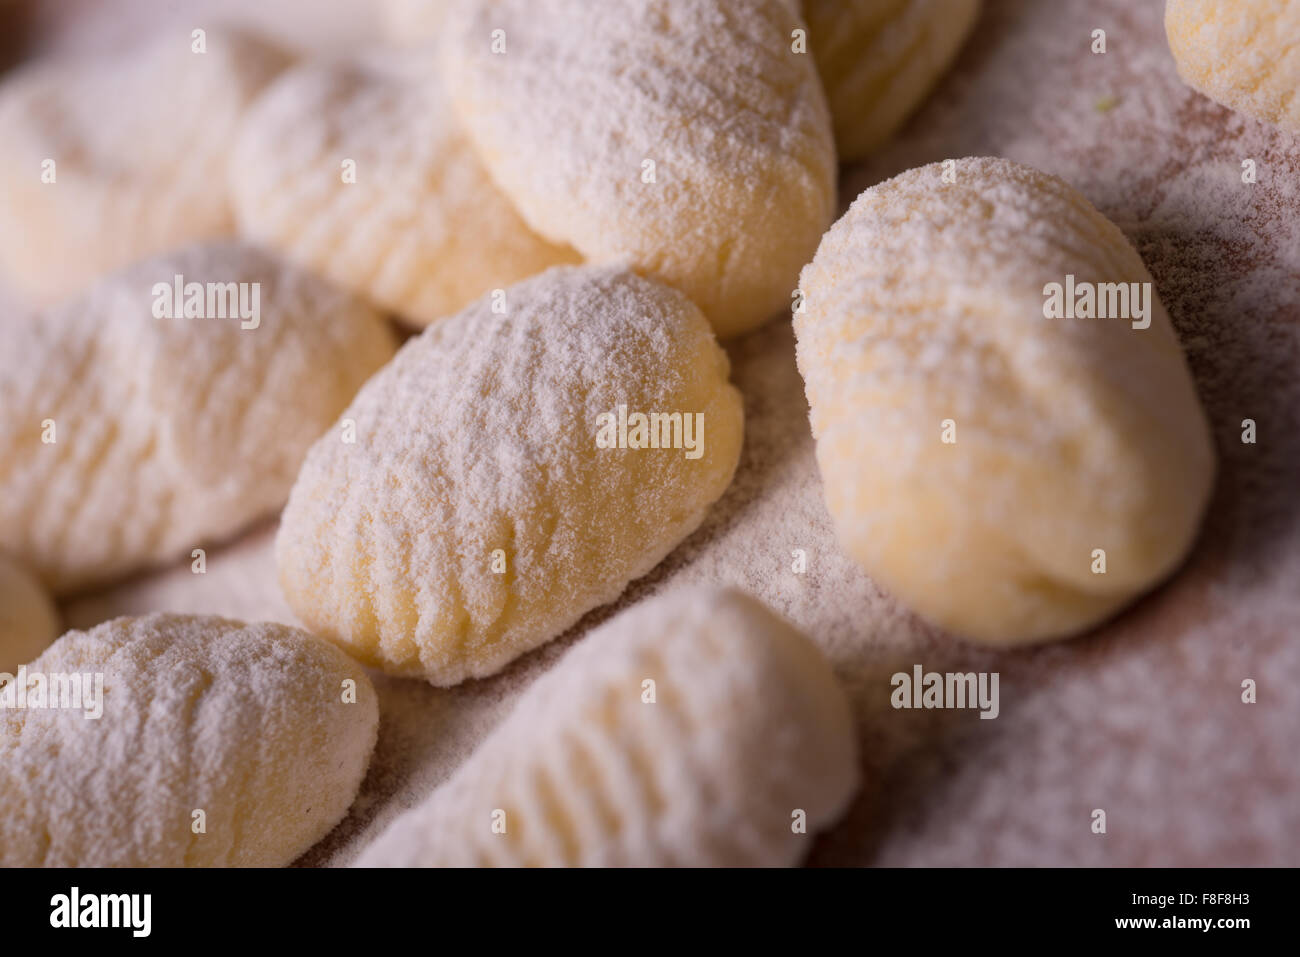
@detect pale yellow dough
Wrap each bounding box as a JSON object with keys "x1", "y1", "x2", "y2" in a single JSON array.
[
  {"x1": 805, "y1": 0, "x2": 982, "y2": 160},
  {"x1": 0, "y1": 614, "x2": 378, "y2": 867},
  {"x1": 277, "y1": 265, "x2": 745, "y2": 686},
  {"x1": 0, "y1": 27, "x2": 291, "y2": 305},
  {"x1": 440, "y1": 0, "x2": 836, "y2": 339},
  {"x1": 0, "y1": 242, "x2": 397, "y2": 595},
  {"x1": 355, "y1": 588, "x2": 858, "y2": 866},
  {"x1": 229, "y1": 56, "x2": 576, "y2": 327},
  {"x1": 794, "y1": 157, "x2": 1215, "y2": 646},
  {"x1": 1166, "y1": 0, "x2": 1300, "y2": 133},
  {"x1": 0, "y1": 555, "x2": 59, "y2": 672}
]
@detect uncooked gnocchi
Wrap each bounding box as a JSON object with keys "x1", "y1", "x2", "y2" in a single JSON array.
[
  {"x1": 0, "y1": 554, "x2": 59, "y2": 673},
  {"x1": 355, "y1": 588, "x2": 858, "y2": 867},
  {"x1": 0, "y1": 27, "x2": 291, "y2": 305},
  {"x1": 804, "y1": 0, "x2": 981, "y2": 160},
  {"x1": 794, "y1": 157, "x2": 1215, "y2": 646},
  {"x1": 229, "y1": 56, "x2": 577, "y2": 327},
  {"x1": 0, "y1": 242, "x2": 397, "y2": 595},
  {"x1": 1165, "y1": 0, "x2": 1300, "y2": 133},
  {"x1": 439, "y1": 0, "x2": 836, "y2": 339},
  {"x1": 276, "y1": 265, "x2": 744, "y2": 686},
  {"x1": 0, "y1": 614, "x2": 378, "y2": 867}
]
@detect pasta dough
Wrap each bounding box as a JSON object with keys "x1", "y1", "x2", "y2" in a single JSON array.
[
  {"x1": 804, "y1": 0, "x2": 981, "y2": 160},
  {"x1": 439, "y1": 0, "x2": 836, "y2": 338},
  {"x1": 277, "y1": 265, "x2": 744, "y2": 685},
  {"x1": 0, "y1": 26, "x2": 291, "y2": 304},
  {"x1": 355, "y1": 588, "x2": 858, "y2": 866},
  {"x1": 0, "y1": 242, "x2": 397, "y2": 594},
  {"x1": 229, "y1": 55, "x2": 576, "y2": 327},
  {"x1": 1166, "y1": 0, "x2": 1300, "y2": 133},
  {"x1": 0, "y1": 613, "x2": 378, "y2": 867},
  {"x1": 381, "y1": 0, "x2": 449, "y2": 44},
  {"x1": 0, "y1": 554, "x2": 59, "y2": 673},
  {"x1": 795, "y1": 157, "x2": 1215, "y2": 645}
]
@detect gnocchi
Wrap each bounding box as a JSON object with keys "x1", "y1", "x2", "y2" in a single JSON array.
[
  {"x1": 0, "y1": 614, "x2": 378, "y2": 867},
  {"x1": 229, "y1": 56, "x2": 577, "y2": 327},
  {"x1": 0, "y1": 27, "x2": 291, "y2": 304},
  {"x1": 794, "y1": 157, "x2": 1215, "y2": 645},
  {"x1": 1166, "y1": 0, "x2": 1300, "y2": 133},
  {"x1": 439, "y1": 0, "x2": 836, "y2": 338},
  {"x1": 354, "y1": 588, "x2": 858, "y2": 867},
  {"x1": 0, "y1": 242, "x2": 396, "y2": 594},
  {"x1": 276, "y1": 265, "x2": 744, "y2": 686}
]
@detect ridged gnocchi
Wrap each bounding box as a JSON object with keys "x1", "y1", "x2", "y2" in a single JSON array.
[
  {"x1": 276, "y1": 265, "x2": 744, "y2": 686},
  {"x1": 229, "y1": 56, "x2": 577, "y2": 327},
  {"x1": 804, "y1": 0, "x2": 981, "y2": 160},
  {"x1": 0, "y1": 242, "x2": 397, "y2": 594},
  {"x1": 0, "y1": 614, "x2": 378, "y2": 867},
  {"x1": 355, "y1": 588, "x2": 858, "y2": 867}
]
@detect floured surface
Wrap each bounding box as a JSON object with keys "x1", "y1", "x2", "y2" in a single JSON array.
[
  {"x1": 20, "y1": 0, "x2": 1300, "y2": 865},
  {"x1": 0, "y1": 0, "x2": 381, "y2": 59}
]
